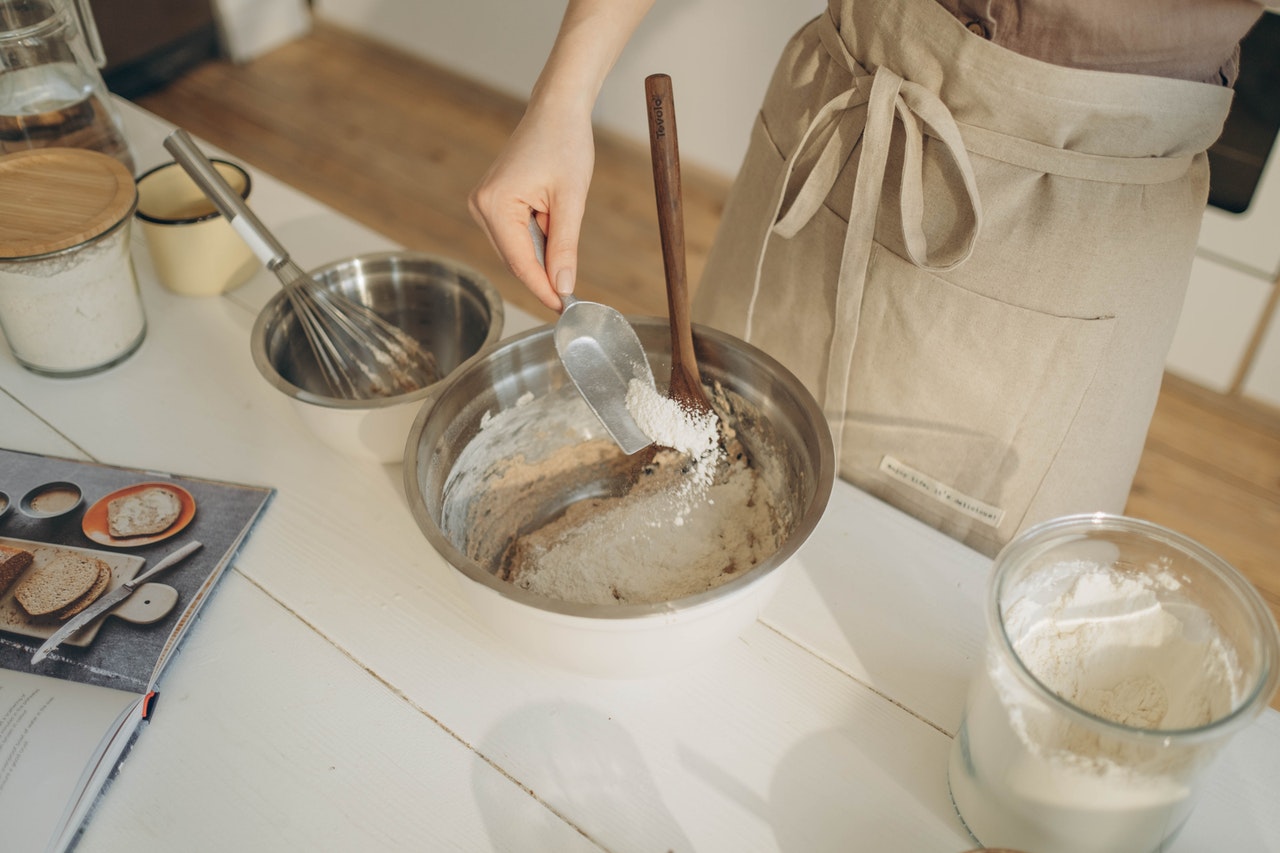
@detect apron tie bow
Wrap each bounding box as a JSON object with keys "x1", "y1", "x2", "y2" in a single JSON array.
[{"x1": 744, "y1": 10, "x2": 984, "y2": 467}]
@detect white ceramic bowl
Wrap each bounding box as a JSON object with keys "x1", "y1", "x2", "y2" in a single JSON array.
[
  {"x1": 251, "y1": 251, "x2": 503, "y2": 463},
  {"x1": 403, "y1": 318, "x2": 834, "y2": 677}
]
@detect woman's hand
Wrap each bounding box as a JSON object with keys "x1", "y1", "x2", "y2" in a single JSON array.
[
  {"x1": 468, "y1": 0, "x2": 654, "y2": 312},
  {"x1": 469, "y1": 101, "x2": 595, "y2": 312}
]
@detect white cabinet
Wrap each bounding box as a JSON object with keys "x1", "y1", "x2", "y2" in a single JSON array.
[
  {"x1": 1166, "y1": 256, "x2": 1274, "y2": 394},
  {"x1": 1167, "y1": 9, "x2": 1280, "y2": 410},
  {"x1": 1198, "y1": 146, "x2": 1280, "y2": 278},
  {"x1": 1169, "y1": 150, "x2": 1280, "y2": 409},
  {"x1": 1244, "y1": 305, "x2": 1280, "y2": 405}
]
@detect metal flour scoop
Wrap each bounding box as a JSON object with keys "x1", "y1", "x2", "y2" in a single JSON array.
[{"x1": 528, "y1": 215, "x2": 656, "y2": 455}]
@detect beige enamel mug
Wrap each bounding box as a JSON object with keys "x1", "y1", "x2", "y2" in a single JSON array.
[{"x1": 135, "y1": 158, "x2": 256, "y2": 296}]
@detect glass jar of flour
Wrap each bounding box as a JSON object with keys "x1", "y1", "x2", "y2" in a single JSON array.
[
  {"x1": 0, "y1": 147, "x2": 145, "y2": 375},
  {"x1": 948, "y1": 514, "x2": 1280, "y2": 853}
]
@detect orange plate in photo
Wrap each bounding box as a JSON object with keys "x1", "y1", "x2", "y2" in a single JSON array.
[{"x1": 82, "y1": 482, "x2": 197, "y2": 548}]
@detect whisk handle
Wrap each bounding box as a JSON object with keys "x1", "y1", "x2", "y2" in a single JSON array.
[{"x1": 163, "y1": 129, "x2": 289, "y2": 268}]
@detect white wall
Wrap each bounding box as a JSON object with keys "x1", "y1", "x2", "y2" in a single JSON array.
[{"x1": 313, "y1": 0, "x2": 824, "y2": 178}]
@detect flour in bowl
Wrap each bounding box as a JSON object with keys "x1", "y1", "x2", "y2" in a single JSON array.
[
  {"x1": 625, "y1": 377, "x2": 720, "y2": 466},
  {"x1": 623, "y1": 375, "x2": 724, "y2": 522},
  {"x1": 441, "y1": 382, "x2": 794, "y2": 606}
]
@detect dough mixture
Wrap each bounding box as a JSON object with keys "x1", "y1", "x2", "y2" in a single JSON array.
[{"x1": 441, "y1": 382, "x2": 795, "y2": 606}]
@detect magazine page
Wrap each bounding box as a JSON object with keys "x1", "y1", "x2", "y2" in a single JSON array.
[
  {"x1": 0, "y1": 447, "x2": 273, "y2": 852},
  {"x1": 0, "y1": 669, "x2": 138, "y2": 853},
  {"x1": 0, "y1": 447, "x2": 273, "y2": 691}
]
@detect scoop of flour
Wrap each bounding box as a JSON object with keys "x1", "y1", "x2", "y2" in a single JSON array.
[{"x1": 625, "y1": 378, "x2": 720, "y2": 460}]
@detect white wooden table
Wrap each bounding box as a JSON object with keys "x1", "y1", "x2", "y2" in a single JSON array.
[{"x1": 3, "y1": 101, "x2": 1277, "y2": 852}]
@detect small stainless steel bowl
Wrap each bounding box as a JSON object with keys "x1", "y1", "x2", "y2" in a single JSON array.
[
  {"x1": 0, "y1": 489, "x2": 10, "y2": 520},
  {"x1": 251, "y1": 250, "x2": 504, "y2": 462},
  {"x1": 404, "y1": 317, "x2": 835, "y2": 677},
  {"x1": 19, "y1": 480, "x2": 83, "y2": 519}
]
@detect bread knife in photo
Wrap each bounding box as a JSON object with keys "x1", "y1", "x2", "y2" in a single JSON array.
[{"x1": 31, "y1": 540, "x2": 203, "y2": 665}]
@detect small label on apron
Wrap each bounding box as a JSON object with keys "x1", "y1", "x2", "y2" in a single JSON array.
[{"x1": 878, "y1": 456, "x2": 1006, "y2": 527}]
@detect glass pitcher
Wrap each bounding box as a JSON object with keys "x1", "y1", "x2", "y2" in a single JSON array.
[{"x1": 0, "y1": 0, "x2": 134, "y2": 172}]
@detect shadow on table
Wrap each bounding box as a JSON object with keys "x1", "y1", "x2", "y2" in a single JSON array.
[
  {"x1": 676, "y1": 719, "x2": 966, "y2": 852},
  {"x1": 772, "y1": 726, "x2": 967, "y2": 850},
  {"x1": 472, "y1": 702, "x2": 693, "y2": 851}
]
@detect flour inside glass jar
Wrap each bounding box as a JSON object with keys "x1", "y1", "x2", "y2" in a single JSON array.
[
  {"x1": 951, "y1": 560, "x2": 1246, "y2": 853},
  {"x1": 441, "y1": 381, "x2": 795, "y2": 606},
  {"x1": 0, "y1": 222, "x2": 145, "y2": 375}
]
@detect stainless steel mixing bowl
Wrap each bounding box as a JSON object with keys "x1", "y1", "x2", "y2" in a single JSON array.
[
  {"x1": 403, "y1": 317, "x2": 835, "y2": 676},
  {"x1": 251, "y1": 250, "x2": 503, "y2": 462}
]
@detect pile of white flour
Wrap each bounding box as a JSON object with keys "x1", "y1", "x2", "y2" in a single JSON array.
[
  {"x1": 1002, "y1": 561, "x2": 1241, "y2": 735},
  {"x1": 623, "y1": 376, "x2": 722, "y2": 520},
  {"x1": 0, "y1": 225, "x2": 144, "y2": 373}
]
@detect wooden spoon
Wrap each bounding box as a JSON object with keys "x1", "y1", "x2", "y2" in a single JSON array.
[{"x1": 644, "y1": 73, "x2": 714, "y2": 417}]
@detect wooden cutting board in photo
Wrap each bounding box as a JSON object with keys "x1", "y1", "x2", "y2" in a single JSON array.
[{"x1": 0, "y1": 537, "x2": 147, "y2": 647}]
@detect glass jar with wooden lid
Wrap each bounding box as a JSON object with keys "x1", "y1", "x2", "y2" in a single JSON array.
[{"x1": 0, "y1": 146, "x2": 145, "y2": 375}]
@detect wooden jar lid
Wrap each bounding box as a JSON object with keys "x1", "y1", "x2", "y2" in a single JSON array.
[{"x1": 0, "y1": 148, "x2": 137, "y2": 260}]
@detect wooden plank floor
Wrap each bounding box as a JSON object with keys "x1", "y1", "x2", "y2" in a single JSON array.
[{"x1": 134, "y1": 22, "x2": 1280, "y2": 697}]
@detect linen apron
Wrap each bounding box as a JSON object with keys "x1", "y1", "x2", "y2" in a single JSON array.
[{"x1": 692, "y1": 0, "x2": 1233, "y2": 556}]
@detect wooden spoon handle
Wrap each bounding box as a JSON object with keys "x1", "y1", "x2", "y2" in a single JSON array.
[{"x1": 645, "y1": 73, "x2": 710, "y2": 412}]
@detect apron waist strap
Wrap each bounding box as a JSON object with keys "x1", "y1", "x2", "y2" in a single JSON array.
[{"x1": 959, "y1": 122, "x2": 1197, "y2": 185}]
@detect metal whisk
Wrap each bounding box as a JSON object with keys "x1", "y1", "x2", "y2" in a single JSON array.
[{"x1": 164, "y1": 130, "x2": 439, "y2": 399}]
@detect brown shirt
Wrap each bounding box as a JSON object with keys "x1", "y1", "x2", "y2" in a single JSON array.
[{"x1": 936, "y1": 0, "x2": 1270, "y2": 84}]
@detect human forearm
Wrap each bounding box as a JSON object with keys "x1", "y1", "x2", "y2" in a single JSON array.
[
  {"x1": 469, "y1": 0, "x2": 654, "y2": 311},
  {"x1": 530, "y1": 0, "x2": 655, "y2": 119}
]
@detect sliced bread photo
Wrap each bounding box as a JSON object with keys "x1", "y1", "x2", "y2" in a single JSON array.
[
  {"x1": 108, "y1": 487, "x2": 182, "y2": 538},
  {"x1": 52, "y1": 561, "x2": 113, "y2": 621},
  {"x1": 14, "y1": 553, "x2": 106, "y2": 618},
  {"x1": 0, "y1": 543, "x2": 34, "y2": 595}
]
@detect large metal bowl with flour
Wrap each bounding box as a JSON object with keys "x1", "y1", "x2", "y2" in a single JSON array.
[{"x1": 403, "y1": 317, "x2": 834, "y2": 677}]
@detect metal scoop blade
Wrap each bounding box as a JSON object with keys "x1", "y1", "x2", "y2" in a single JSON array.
[{"x1": 529, "y1": 216, "x2": 656, "y2": 455}]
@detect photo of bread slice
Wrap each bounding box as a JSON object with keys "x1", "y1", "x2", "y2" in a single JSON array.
[
  {"x1": 108, "y1": 486, "x2": 182, "y2": 538},
  {"x1": 14, "y1": 553, "x2": 106, "y2": 618},
  {"x1": 52, "y1": 561, "x2": 112, "y2": 621},
  {"x1": 0, "y1": 543, "x2": 34, "y2": 595}
]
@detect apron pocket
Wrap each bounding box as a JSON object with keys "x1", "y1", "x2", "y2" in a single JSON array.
[{"x1": 840, "y1": 245, "x2": 1115, "y2": 555}]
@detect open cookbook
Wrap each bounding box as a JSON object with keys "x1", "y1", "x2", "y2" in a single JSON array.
[{"x1": 0, "y1": 447, "x2": 273, "y2": 853}]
